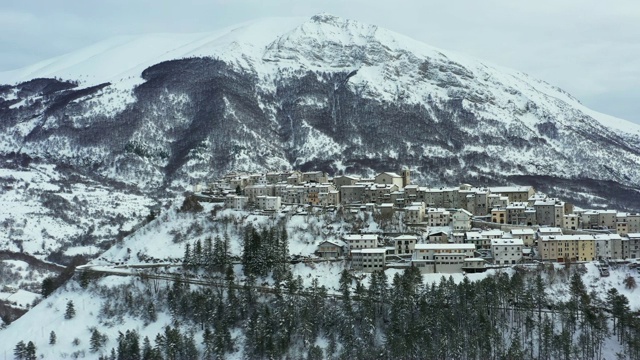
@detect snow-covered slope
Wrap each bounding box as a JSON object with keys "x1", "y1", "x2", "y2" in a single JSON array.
[{"x1": 1, "y1": 14, "x2": 640, "y2": 210}]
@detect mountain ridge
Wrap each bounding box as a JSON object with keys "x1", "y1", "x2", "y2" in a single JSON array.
[{"x1": 1, "y1": 14, "x2": 640, "y2": 210}]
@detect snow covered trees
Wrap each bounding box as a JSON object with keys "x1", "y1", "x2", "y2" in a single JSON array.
[
  {"x1": 64, "y1": 300, "x2": 76, "y2": 319},
  {"x1": 241, "y1": 224, "x2": 289, "y2": 278},
  {"x1": 182, "y1": 235, "x2": 232, "y2": 275},
  {"x1": 13, "y1": 341, "x2": 36, "y2": 360}
]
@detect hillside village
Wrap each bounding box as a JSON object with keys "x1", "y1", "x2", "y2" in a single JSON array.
[{"x1": 195, "y1": 170, "x2": 640, "y2": 274}]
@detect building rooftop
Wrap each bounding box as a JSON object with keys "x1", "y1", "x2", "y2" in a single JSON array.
[
  {"x1": 351, "y1": 248, "x2": 387, "y2": 254},
  {"x1": 415, "y1": 244, "x2": 475, "y2": 250},
  {"x1": 511, "y1": 229, "x2": 535, "y2": 235},
  {"x1": 489, "y1": 186, "x2": 533, "y2": 193},
  {"x1": 491, "y1": 238, "x2": 524, "y2": 246}
]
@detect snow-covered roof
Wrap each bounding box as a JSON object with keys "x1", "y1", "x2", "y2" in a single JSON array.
[
  {"x1": 481, "y1": 230, "x2": 504, "y2": 236},
  {"x1": 537, "y1": 227, "x2": 563, "y2": 234},
  {"x1": 511, "y1": 229, "x2": 535, "y2": 235},
  {"x1": 539, "y1": 235, "x2": 595, "y2": 241},
  {"x1": 454, "y1": 209, "x2": 473, "y2": 216},
  {"x1": 343, "y1": 234, "x2": 378, "y2": 241},
  {"x1": 415, "y1": 244, "x2": 475, "y2": 250},
  {"x1": 491, "y1": 238, "x2": 524, "y2": 246},
  {"x1": 594, "y1": 234, "x2": 622, "y2": 241},
  {"x1": 351, "y1": 248, "x2": 387, "y2": 254},
  {"x1": 318, "y1": 239, "x2": 347, "y2": 247},
  {"x1": 378, "y1": 172, "x2": 401, "y2": 178},
  {"x1": 489, "y1": 186, "x2": 533, "y2": 193},
  {"x1": 394, "y1": 235, "x2": 418, "y2": 241}
]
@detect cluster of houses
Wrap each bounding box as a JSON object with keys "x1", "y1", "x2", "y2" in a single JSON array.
[
  {"x1": 315, "y1": 228, "x2": 640, "y2": 273},
  {"x1": 195, "y1": 170, "x2": 640, "y2": 273}
]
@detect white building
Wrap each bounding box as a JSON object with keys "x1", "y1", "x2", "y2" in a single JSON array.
[
  {"x1": 404, "y1": 203, "x2": 425, "y2": 224},
  {"x1": 351, "y1": 248, "x2": 387, "y2": 272},
  {"x1": 411, "y1": 243, "x2": 476, "y2": 273},
  {"x1": 343, "y1": 234, "x2": 379, "y2": 254},
  {"x1": 594, "y1": 234, "x2": 622, "y2": 260},
  {"x1": 224, "y1": 195, "x2": 248, "y2": 210},
  {"x1": 394, "y1": 235, "x2": 417, "y2": 255},
  {"x1": 255, "y1": 196, "x2": 281, "y2": 211},
  {"x1": 426, "y1": 208, "x2": 451, "y2": 227},
  {"x1": 491, "y1": 238, "x2": 524, "y2": 265},
  {"x1": 451, "y1": 209, "x2": 473, "y2": 231}
]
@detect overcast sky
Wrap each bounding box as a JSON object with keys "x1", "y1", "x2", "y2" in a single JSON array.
[{"x1": 1, "y1": 0, "x2": 638, "y2": 123}]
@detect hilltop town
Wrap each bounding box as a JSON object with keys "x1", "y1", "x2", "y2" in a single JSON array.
[{"x1": 195, "y1": 170, "x2": 640, "y2": 274}]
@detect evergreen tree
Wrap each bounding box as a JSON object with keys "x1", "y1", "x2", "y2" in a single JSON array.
[
  {"x1": 204, "y1": 236, "x2": 214, "y2": 273},
  {"x1": 202, "y1": 327, "x2": 214, "y2": 360},
  {"x1": 90, "y1": 329, "x2": 104, "y2": 353},
  {"x1": 64, "y1": 300, "x2": 76, "y2": 319},
  {"x1": 141, "y1": 336, "x2": 162, "y2": 360},
  {"x1": 307, "y1": 345, "x2": 323, "y2": 360},
  {"x1": 183, "y1": 243, "x2": 191, "y2": 270},
  {"x1": 25, "y1": 341, "x2": 36, "y2": 360},
  {"x1": 49, "y1": 331, "x2": 57, "y2": 345},
  {"x1": 41, "y1": 277, "x2": 56, "y2": 298},
  {"x1": 194, "y1": 239, "x2": 203, "y2": 269},
  {"x1": 14, "y1": 341, "x2": 26, "y2": 360}
]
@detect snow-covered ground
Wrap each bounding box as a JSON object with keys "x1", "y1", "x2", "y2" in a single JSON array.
[{"x1": 0, "y1": 163, "x2": 155, "y2": 259}]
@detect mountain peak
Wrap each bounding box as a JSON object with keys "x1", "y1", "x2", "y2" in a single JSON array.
[{"x1": 310, "y1": 13, "x2": 341, "y2": 24}]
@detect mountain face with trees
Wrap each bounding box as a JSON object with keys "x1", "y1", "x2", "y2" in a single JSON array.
[
  {"x1": 13, "y1": 263, "x2": 640, "y2": 359},
  {"x1": 1, "y1": 15, "x2": 640, "y2": 210}
]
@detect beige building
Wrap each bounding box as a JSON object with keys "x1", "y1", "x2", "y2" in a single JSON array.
[
  {"x1": 510, "y1": 229, "x2": 536, "y2": 247},
  {"x1": 492, "y1": 207, "x2": 507, "y2": 224},
  {"x1": 538, "y1": 235, "x2": 596, "y2": 262},
  {"x1": 563, "y1": 214, "x2": 580, "y2": 230}
]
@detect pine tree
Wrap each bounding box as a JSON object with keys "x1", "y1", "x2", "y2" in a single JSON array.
[
  {"x1": 14, "y1": 341, "x2": 26, "y2": 360},
  {"x1": 307, "y1": 345, "x2": 323, "y2": 360},
  {"x1": 183, "y1": 243, "x2": 192, "y2": 271},
  {"x1": 25, "y1": 341, "x2": 36, "y2": 360},
  {"x1": 90, "y1": 329, "x2": 103, "y2": 352},
  {"x1": 194, "y1": 239, "x2": 203, "y2": 269},
  {"x1": 49, "y1": 331, "x2": 57, "y2": 345},
  {"x1": 64, "y1": 300, "x2": 76, "y2": 319},
  {"x1": 203, "y1": 236, "x2": 213, "y2": 272},
  {"x1": 202, "y1": 327, "x2": 214, "y2": 360},
  {"x1": 141, "y1": 336, "x2": 162, "y2": 360}
]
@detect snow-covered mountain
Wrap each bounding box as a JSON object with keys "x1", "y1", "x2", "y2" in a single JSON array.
[{"x1": 2, "y1": 13, "x2": 640, "y2": 209}]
